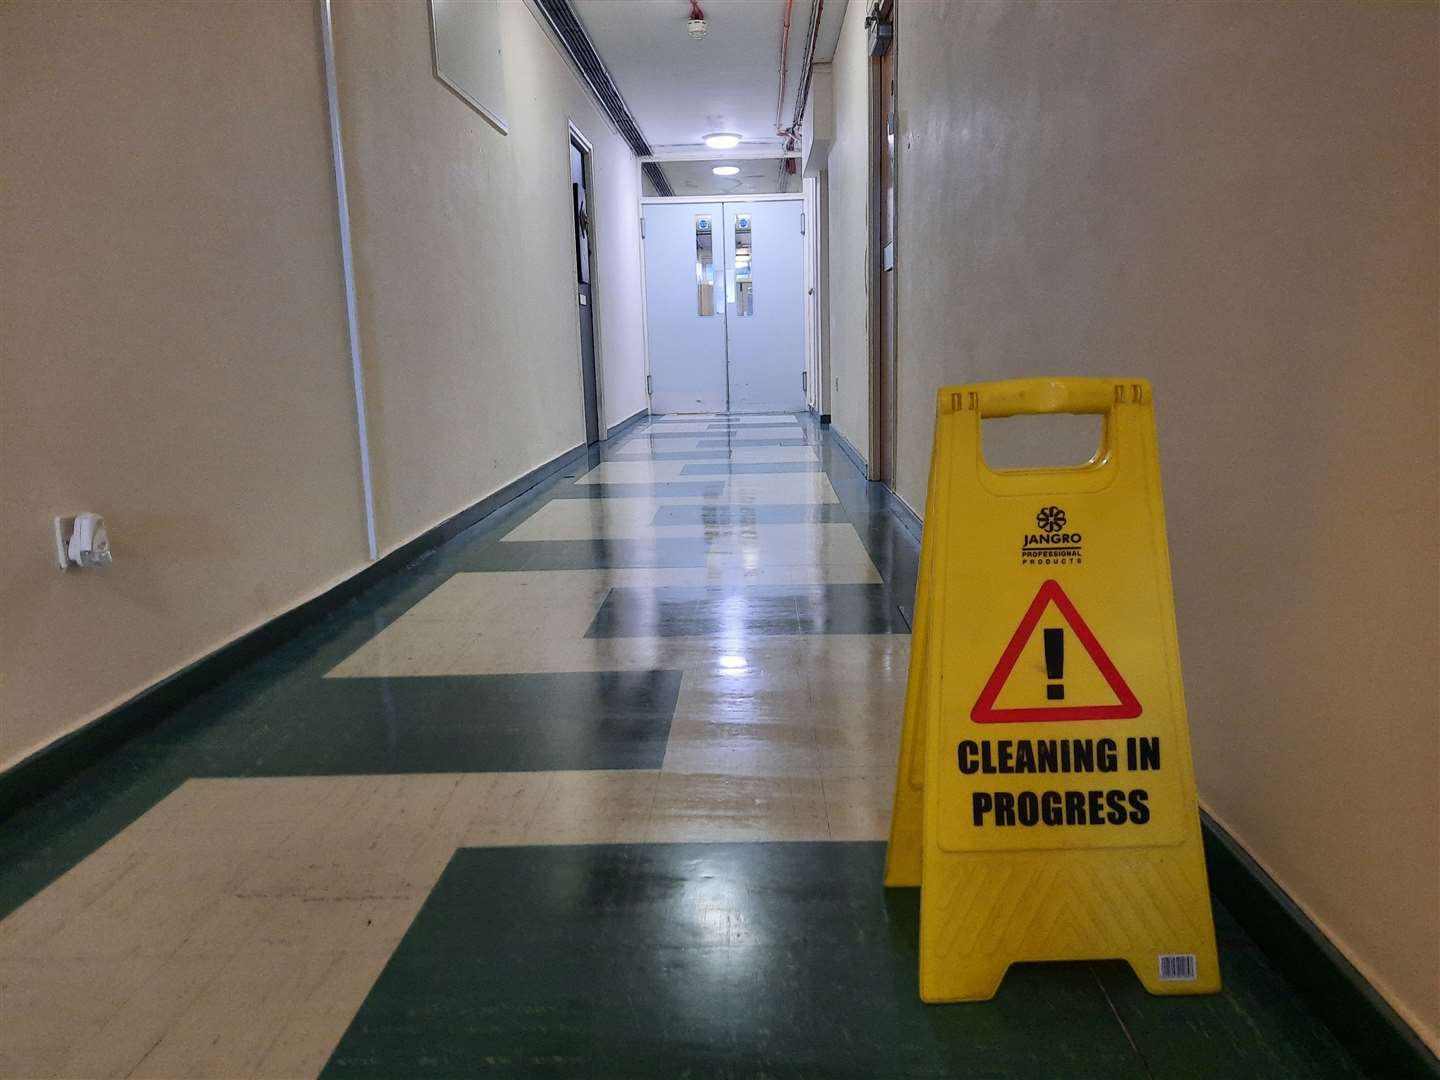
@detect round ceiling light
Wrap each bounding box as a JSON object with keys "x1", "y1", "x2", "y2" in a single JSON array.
[
  {"x1": 712, "y1": 165, "x2": 740, "y2": 176},
  {"x1": 703, "y1": 133, "x2": 741, "y2": 150}
]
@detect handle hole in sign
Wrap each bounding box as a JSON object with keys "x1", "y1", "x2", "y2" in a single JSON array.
[{"x1": 981, "y1": 413, "x2": 1104, "y2": 471}]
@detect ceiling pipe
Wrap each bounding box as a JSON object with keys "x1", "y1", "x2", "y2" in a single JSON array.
[
  {"x1": 779, "y1": 0, "x2": 824, "y2": 152},
  {"x1": 773, "y1": 0, "x2": 795, "y2": 139},
  {"x1": 789, "y1": 0, "x2": 824, "y2": 146}
]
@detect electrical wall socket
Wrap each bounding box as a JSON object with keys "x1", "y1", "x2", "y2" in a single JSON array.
[{"x1": 55, "y1": 513, "x2": 112, "y2": 570}]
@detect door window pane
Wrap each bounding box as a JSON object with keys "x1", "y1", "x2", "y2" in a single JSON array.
[
  {"x1": 695, "y1": 214, "x2": 716, "y2": 316},
  {"x1": 733, "y1": 213, "x2": 753, "y2": 317}
]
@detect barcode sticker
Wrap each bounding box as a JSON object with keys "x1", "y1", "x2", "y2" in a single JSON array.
[{"x1": 1158, "y1": 953, "x2": 1197, "y2": 981}]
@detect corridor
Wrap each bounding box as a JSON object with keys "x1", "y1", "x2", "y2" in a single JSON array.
[{"x1": 0, "y1": 415, "x2": 1364, "y2": 1078}]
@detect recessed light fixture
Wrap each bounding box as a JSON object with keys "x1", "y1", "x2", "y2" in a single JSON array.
[
  {"x1": 703, "y1": 132, "x2": 741, "y2": 150},
  {"x1": 712, "y1": 165, "x2": 740, "y2": 176}
]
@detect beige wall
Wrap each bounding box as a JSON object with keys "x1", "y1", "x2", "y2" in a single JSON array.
[
  {"x1": 824, "y1": 0, "x2": 871, "y2": 461},
  {"x1": 0, "y1": 1, "x2": 367, "y2": 768},
  {"x1": 867, "y1": 0, "x2": 1438, "y2": 1050},
  {"x1": 334, "y1": 0, "x2": 647, "y2": 550},
  {"x1": 589, "y1": 119, "x2": 650, "y2": 431},
  {"x1": 0, "y1": 0, "x2": 646, "y2": 771}
]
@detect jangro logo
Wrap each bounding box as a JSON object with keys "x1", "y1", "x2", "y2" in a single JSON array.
[
  {"x1": 1036, "y1": 506, "x2": 1067, "y2": 532},
  {"x1": 1022, "y1": 506, "x2": 1083, "y2": 565}
]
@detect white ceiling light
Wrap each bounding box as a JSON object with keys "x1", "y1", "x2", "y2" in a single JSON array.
[
  {"x1": 703, "y1": 133, "x2": 741, "y2": 150},
  {"x1": 712, "y1": 165, "x2": 740, "y2": 176}
]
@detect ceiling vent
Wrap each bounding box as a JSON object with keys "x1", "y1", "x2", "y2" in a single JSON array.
[{"x1": 531, "y1": 0, "x2": 673, "y2": 195}]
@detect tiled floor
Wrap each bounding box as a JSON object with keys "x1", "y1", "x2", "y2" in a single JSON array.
[{"x1": 0, "y1": 413, "x2": 1363, "y2": 1078}]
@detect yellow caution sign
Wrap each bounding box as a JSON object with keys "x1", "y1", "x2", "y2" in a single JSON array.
[{"x1": 887, "y1": 377, "x2": 1220, "y2": 1002}]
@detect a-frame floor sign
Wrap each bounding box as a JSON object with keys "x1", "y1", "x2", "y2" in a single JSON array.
[{"x1": 885, "y1": 378, "x2": 1220, "y2": 1002}]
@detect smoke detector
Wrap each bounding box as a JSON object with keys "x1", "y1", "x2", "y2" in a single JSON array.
[{"x1": 688, "y1": 17, "x2": 707, "y2": 40}]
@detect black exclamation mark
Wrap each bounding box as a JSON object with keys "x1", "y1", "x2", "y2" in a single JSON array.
[{"x1": 1044, "y1": 628, "x2": 1065, "y2": 701}]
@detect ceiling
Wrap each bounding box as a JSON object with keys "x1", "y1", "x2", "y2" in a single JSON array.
[
  {"x1": 642, "y1": 157, "x2": 802, "y2": 197},
  {"x1": 571, "y1": 0, "x2": 849, "y2": 153}
]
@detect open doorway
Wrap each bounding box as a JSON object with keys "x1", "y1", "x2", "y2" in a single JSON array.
[{"x1": 570, "y1": 128, "x2": 601, "y2": 445}]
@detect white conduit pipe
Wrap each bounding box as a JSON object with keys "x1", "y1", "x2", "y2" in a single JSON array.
[{"x1": 319, "y1": 0, "x2": 379, "y2": 561}]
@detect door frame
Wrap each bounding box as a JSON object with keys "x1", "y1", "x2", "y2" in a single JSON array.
[
  {"x1": 866, "y1": 0, "x2": 898, "y2": 484},
  {"x1": 568, "y1": 119, "x2": 605, "y2": 439},
  {"x1": 803, "y1": 173, "x2": 824, "y2": 418},
  {"x1": 642, "y1": 152, "x2": 812, "y2": 417},
  {"x1": 638, "y1": 195, "x2": 808, "y2": 414}
]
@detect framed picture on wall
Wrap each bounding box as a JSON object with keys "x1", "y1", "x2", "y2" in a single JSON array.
[{"x1": 428, "y1": 0, "x2": 508, "y2": 134}]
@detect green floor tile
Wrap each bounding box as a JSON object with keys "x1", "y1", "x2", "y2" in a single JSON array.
[
  {"x1": 1094, "y1": 914, "x2": 1366, "y2": 1078},
  {"x1": 322, "y1": 842, "x2": 1150, "y2": 1079}
]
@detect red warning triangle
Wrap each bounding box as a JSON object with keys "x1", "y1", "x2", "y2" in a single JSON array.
[{"x1": 971, "y1": 579, "x2": 1142, "y2": 724}]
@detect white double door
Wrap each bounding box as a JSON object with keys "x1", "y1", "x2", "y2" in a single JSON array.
[{"x1": 643, "y1": 199, "x2": 806, "y2": 414}]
